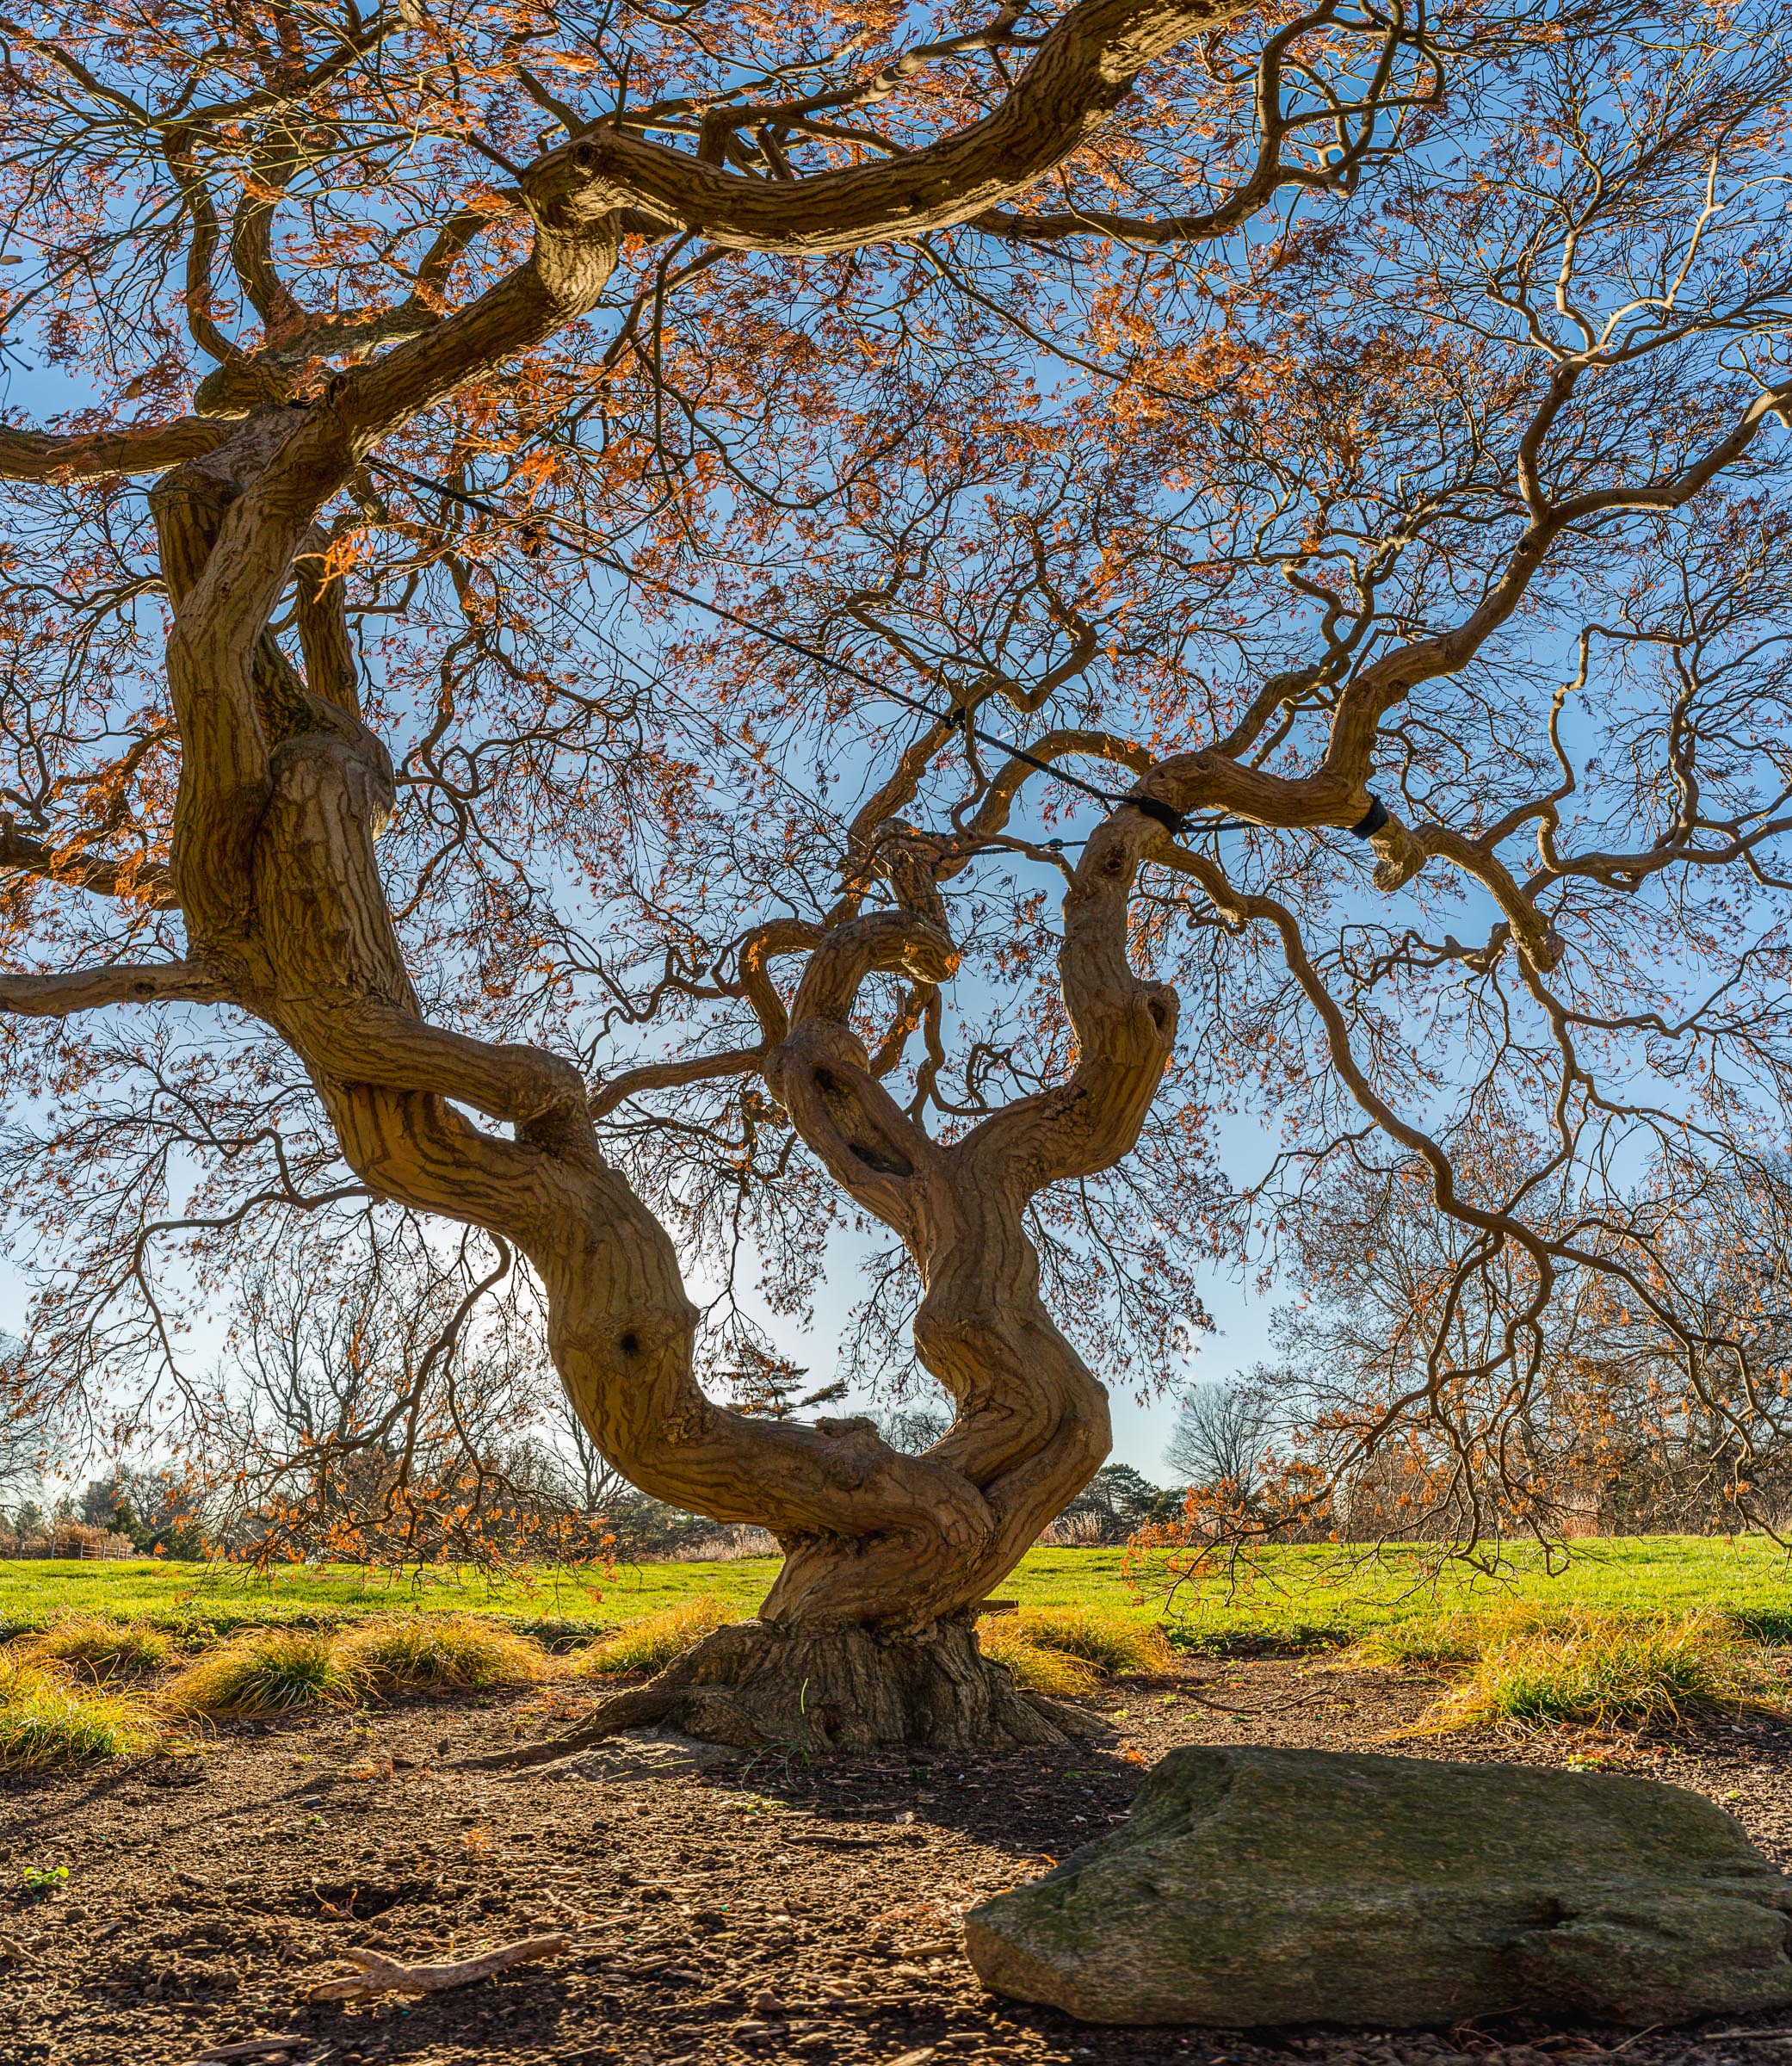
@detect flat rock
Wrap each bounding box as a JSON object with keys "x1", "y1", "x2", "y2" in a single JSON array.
[{"x1": 963, "y1": 1744, "x2": 1792, "y2": 2027}]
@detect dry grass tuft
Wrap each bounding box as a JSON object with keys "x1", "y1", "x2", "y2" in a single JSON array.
[
  {"x1": 1011, "y1": 1606, "x2": 1176, "y2": 1677},
  {"x1": 0, "y1": 1657, "x2": 154, "y2": 1766},
  {"x1": 337, "y1": 1613, "x2": 547, "y2": 1691},
  {"x1": 976, "y1": 1605, "x2": 1173, "y2": 1696},
  {"x1": 1344, "y1": 1601, "x2": 1590, "y2": 1672},
  {"x1": 162, "y1": 1628, "x2": 356, "y2": 1717},
  {"x1": 22, "y1": 1613, "x2": 176, "y2": 1681},
  {"x1": 1418, "y1": 1608, "x2": 1785, "y2": 1734},
  {"x1": 977, "y1": 1615, "x2": 1103, "y2": 1698},
  {"x1": 572, "y1": 1598, "x2": 732, "y2": 1678}
]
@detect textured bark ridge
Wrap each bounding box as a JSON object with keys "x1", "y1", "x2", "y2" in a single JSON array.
[{"x1": 485, "y1": 1618, "x2": 1104, "y2": 1763}]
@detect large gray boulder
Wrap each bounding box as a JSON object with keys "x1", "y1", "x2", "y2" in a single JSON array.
[{"x1": 964, "y1": 1744, "x2": 1792, "y2": 2027}]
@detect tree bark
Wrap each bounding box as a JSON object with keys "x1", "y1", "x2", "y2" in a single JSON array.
[
  {"x1": 122, "y1": 4, "x2": 1215, "y2": 1741},
  {"x1": 490, "y1": 1617, "x2": 1104, "y2": 1764}
]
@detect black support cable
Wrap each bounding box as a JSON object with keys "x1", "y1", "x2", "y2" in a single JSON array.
[
  {"x1": 367, "y1": 458, "x2": 1180, "y2": 829},
  {"x1": 366, "y1": 459, "x2": 1389, "y2": 847}
]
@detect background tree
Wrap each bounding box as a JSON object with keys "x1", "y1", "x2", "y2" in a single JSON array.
[
  {"x1": 878, "y1": 1403, "x2": 957, "y2": 1457},
  {"x1": 0, "y1": 1332, "x2": 56, "y2": 1525},
  {"x1": 1164, "y1": 1381, "x2": 1282, "y2": 1517},
  {"x1": 76, "y1": 1464, "x2": 205, "y2": 1555},
  {"x1": 2, "y1": 1, "x2": 1791, "y2": 1750},
  {"x1": 1245, "y1": 1158, "x2": 1792, "y2": 1544},
  {"x1": 206, "y1": 1217, "x2": 617, "y2": 1562},
  {"x1": 1053, "y1": 1461, "x2": 1179, "y2": 1543}
]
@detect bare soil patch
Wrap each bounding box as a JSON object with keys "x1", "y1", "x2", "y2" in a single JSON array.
[{"x1": 6, "y1": 1657, "x2": 1792, "y2": 2066}]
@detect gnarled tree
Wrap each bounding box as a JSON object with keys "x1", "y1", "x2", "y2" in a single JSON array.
[{"x1": 3, "y1": 0, "x2": 1791, "y2": 1748}]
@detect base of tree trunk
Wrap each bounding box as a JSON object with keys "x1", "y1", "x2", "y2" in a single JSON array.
[{"x1": 475, "y1": 1618, "x2": 1104, "y2": 1766}]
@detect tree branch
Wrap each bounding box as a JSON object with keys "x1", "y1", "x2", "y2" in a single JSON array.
[
  {"x1": 0, "y1": 958, "x2": 230, "y2": 1017},
  {"x1": 0, "y1": 416, "x2": 231, "y2": 484},
  {"x1": 527, "y1": 1, "x2": 1253, "y2": 255},
  {"x1": 589, "y1": 1045, "x2": 768, "y2": 1121},
  {"x1": 0, "y1": 818, "x2": 175, "y2": 904}
]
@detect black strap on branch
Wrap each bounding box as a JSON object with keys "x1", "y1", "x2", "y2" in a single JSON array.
[
  {"x1": 1126, "y1": 794, "x2": 1190, "y2": 838},
  {"x1": 1350, "y1": 796, "x2": 1390, "y2": 839}
]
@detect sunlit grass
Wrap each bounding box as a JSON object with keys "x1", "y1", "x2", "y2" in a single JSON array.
[
  {"x1": 163, "y1": 1629, "x2": 357, "y2": 1716},
  {"x1": 1011, "y1": 1605, "x2": 1175, "y2": 1676},
  {"x1": 3, "y1": 1538, "x2": 1788, "y2": 1657},
  {"x1": 1148, "y1": 1537, "x2": 1792, "y2": 1653},
  {"x1": 21, "y1": 1612, "x2": 177, "y2": 1680},
  {"x1": 571, "y1": 1598, "x2": 732, "y2": 1677},
  {"x1": 0, "y1": 1657, "x2": 154, "y2": 1766},
  {"x1": 1342, "y1": 1600, "x2": 1598, "y2": 1670},
  {"x1": 338, "y1": 1613, "x2": 547, "y2": 1690},
  {"x1": 977, "y1": 1615, "x2": 1103, "y2": 1698},
  {"x1": 1418, "y1": 1608, "x2": 1788, "y2": 1734},
  {"x1": 0, "y1": 1555, "x2": 773, "y2": 1644},
  {"x1": 977, "y1": 1605, "x2": 1171, "y2": 1698}
]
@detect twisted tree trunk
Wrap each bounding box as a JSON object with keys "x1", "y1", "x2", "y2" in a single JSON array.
[
  {"x1": 0, "y1": 0, "x2": 1308, "y2": 1753},
  {"x1": 144, "y1": 186, "x2": 1183, "y2": 1750}
]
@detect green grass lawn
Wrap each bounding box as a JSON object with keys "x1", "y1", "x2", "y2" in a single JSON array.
[
  {"x1": 1136, "y1": 1535, "x2": 1792, "y2": 1648},
  {"x1": 2, "y1": 1535, "x2": 1786, "y2": 1648},
  {"x1": 0, "y1": 1555, "x2": 776, "y2": 1643}
]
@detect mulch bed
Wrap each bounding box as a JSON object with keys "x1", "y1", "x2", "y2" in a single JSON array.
[{"x1": 6, "y1": 1656, "x2": 1792, "y2": 2066}]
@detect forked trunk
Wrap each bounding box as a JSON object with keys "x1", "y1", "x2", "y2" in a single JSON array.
[
  {"x1": 514, "y1": 1163, "x2": 1117, "y2": 1755},
  {"x1": 151, "y1": 418, "x2": 1175, "y2": 1759}
]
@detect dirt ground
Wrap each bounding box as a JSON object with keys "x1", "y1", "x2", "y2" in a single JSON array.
[{"x1": 5, "y1": 1656, "x2": 1792, "y2": 2066}]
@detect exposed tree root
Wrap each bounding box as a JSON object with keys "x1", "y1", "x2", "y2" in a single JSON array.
[
  {"x1": 309, "y1": 1933, "x2": 571, "y2": 2001},
  {"x1": 470, "y1": 1618, "x2": 1105, "y2": 1768}
]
